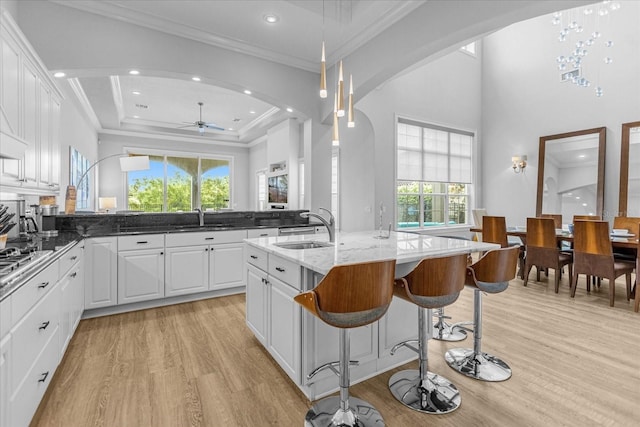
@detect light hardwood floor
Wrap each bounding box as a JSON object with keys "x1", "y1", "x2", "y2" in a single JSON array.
[{"x1": 32, "y1": 271, "x2": 639, "y2": 427}]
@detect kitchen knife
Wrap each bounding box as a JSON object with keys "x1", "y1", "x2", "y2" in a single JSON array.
[
  {"x1": 0, "y1": 212, "x2": 15, "y2": 226},
  {"x1": 0, "y1": 204, "x2": 8, "y2": 217},
  {"x1": 0, "y1": 222, "x2": 16, "y2": 235}
]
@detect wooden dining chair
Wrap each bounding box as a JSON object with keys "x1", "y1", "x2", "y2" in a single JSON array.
[
  {"x1": 541, "y1": 214, "x2": 562, "y2": 229},
  {"x1": 482, "y1": 216, "x2": 525, "y2": 279},
  {"x1": 612, "y1": 216, "x2": 640, "y2": 262},
  {"x1": 636, "y1": 224, "x2": 640, "y2": 313},
  {"x1": 570, "y1": 220, "x2": 634, "y2": 307},
  {"x1": 572, "y1": 215, "x2": 601, "y2": 222},
  {"x1": 523, "y1": 217, "x2": 573, "y2": 292}
]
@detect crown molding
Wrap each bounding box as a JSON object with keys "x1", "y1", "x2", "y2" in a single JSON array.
[
  {"x1": 99, "y1": 128, "x2": 250, "y2": 149},
  {"x1": 67, "y1": 77, "x2": 102, "y2": 130}
]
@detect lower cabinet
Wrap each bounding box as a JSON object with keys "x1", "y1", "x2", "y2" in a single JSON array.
[
  {"x1": 85, "y1": 237, "x2": 117, "y2": 309},
  {"x1": 246, "y1": 264, "x2": 268, "y2": 344},
  {"x1": 118, "y1": 248, "x2": 165, "y2": 305},
  {"x1": 165, "y1": 245, "x2": 209, "y2": 297},
  {"x1": 0, "y1": 333, "x2": 11, "y2": 427},
  {"x1": 59, "y1": 257, "x2": 84, "y2": 356},
  {"x1": 210, "y1": 243, "x2": 244, "y2": 290}
]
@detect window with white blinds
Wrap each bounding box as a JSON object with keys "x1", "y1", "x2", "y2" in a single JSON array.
[{"x1": 396, "y1": 119, "x2": 474, "y2": 229}]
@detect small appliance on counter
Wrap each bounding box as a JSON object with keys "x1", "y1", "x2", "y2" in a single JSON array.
[
  {"x1": 0, "y1": 199, "x2": 34, "y2": 240},
  {"x1": 31, "y1": 204, "x2": 59, "y2": 237}
]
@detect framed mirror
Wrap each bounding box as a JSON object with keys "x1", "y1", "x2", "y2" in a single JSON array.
[
  {"x1": 618, "y1": 121, "x2": 640, "y2": 217},
  {"x1": 536, "y1": 127, "x2": 606, "y2": 223}
]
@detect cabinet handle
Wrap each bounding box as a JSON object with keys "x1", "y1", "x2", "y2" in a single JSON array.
[
  {"x1": 38, "y1": 372, "x2": 49, "y2": 383},
  {"x1": 70, "y1": 272, "x2": 77, "y2": 278},
  {"x1": 37, "y1": 282, "x2": 50, "y2": 289},
  {"x1": 205, "y1": 237, "x2": 215, "y2": 240},
  {"x1": 205, "y1": 248, "x2": 209, "y2": 252},
  {"x1": 160, "y1": 252, "x2": 164, "y2": 255},
  {"x1": 70, "y1": 256, "x2": 78, "y2": 261},
  {"x1": 137, "y1": 241, "x2": 148, "y2": 244},
  {"x1": 259, "y1": 233, "x2": 268, "y2": 237},
  {"x1": 48, "y1": 184, "x2": 56, "y2": 187},
  {"x1": 275, "y1": 267, "x2": 285, "y2": 273},
  {"x1": 250, "y1": 255, "x2": 258, "y2": 259},
  {"x1": 39, "y1": 321, "x2": 50, "y2": 330}
]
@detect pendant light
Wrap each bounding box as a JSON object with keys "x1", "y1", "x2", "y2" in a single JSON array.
[
  {"x1": 320, "y1": 42, "x2": 327, "y2": 98},
  {"x1": 332, "y1": 93, "x2": 340, "y2": 146},
  {"x1": 336, "y1": 60, "x2": 345, "y2": 117},
  {"x1": 347, "y1": 74, "x2": 354, "y2": 128}
]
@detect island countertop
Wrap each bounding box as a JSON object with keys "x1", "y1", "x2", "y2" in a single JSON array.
[{"x1": 245, "y1": 230, "x2": 500, "y2": 276}]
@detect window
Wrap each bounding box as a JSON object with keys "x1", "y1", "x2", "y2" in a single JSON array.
[
  {"x1": 256, "y1": 169, "x2": 266, "y2": 211},
  {"x1": 127, "y1": 152, "x2": 231, "y2": 212},
  {"x1": 298, "y1": 158, "x2": 305, "y2": 208},
  {"x1": 396, "y1": 119, "x2": 473, "y2": 229}
]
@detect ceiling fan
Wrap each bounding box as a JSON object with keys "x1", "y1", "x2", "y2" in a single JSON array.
[{"x1": 179, "y1": 102, "x2": 224, "y2": 134}]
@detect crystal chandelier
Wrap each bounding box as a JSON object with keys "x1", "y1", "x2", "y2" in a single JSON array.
[{"x1": 553, "y1": 0, "x2": 621, "y2": 97}]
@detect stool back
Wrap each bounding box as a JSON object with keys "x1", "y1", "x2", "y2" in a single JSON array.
[
  {"x1": 294, "y1": 259, "x2": 396, "y2": 328},
  {"x1": 466, "y1": 246, "x2": 519, "y2": 293},
  {"x1": 396, "y1": 254, "x2": 467, "y2": 308},
  {"x1": 527, "y1": 217, "x2": 557, "y2": 249}
]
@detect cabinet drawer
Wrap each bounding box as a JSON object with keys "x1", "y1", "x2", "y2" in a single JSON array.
[
  {"x1": 11, "y1": 260, "x2": 59, "y2": 324},
  {"x1": 268, "y1": 254, "x2": 301, "y2": 290},
  {"x1": 247, "y1": 228, "x2": 278, "y2": 238},
  {"x1": 10, "y1": 327, "x2": 59, "y2": 427},
  {"x1": 11, "y1": 280, "x2": 60, "y2": 395},
  {"x1": 246, "y1": 245, "x2": 268, "y2": 271},
  {"x1": 118, "y1": 234, "x2": 164, "y2": 251},
  {"x1": 0, "y1": 296, "x2": 10, "y2": 338},
  {"x1": 166, "y1": 229, "x2": 247, "y2": 247},
  {"x1": 58, "y1": 242, "x2": 83, "y2": 278}
]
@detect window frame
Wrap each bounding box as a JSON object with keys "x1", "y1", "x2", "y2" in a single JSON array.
[
  {"x1": 123, "y1": 147, "x2": 234, "y2": 212},
  {"x1": 395, "y1": 117, "x2": 475, "y2": 230}
]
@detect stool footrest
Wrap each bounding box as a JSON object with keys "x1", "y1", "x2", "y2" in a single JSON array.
[
  {"x1": 306, "y1": 360, "x2": 359, "y2": 380},
  {"x1": 390, "y1": 340, "x2": 419, "y2": 356}
]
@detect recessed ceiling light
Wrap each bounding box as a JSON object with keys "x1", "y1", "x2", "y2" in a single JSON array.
[
  {"x1": 53, "y1": 72, "x2": 66, "y2": 78},
  {"x1": 129, "y1": 70, "x2": 140, "y2": 75},
  {"x1": 264, "y1": 14, "x2": 279, "y2": 24},
  {"x1": 286, "y1": 107, "x2": 293, "y2": 113},
  {"x1": 132, "y1": 91, "x2": 141, "y2": 95},
  {"x1": 192, "y1": 76, "x2": 201, "y2": 82},
  {"x1": 578, "y1": 154, "x2": 586, "y2": 158},
  {"x1": 244, "y1": 89, "x2": 252, "y2": 95},
  {"x1": 249, "y1": 110, "x2": 256, "y2": 114},
  {"x1": 133, "y1": 115, "x2": 140, "y2": 119},
  {"x1": 228, "y1": 128, "x2": 234, "y2": 131}
]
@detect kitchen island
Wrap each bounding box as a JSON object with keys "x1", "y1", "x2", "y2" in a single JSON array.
[{"x1": 244, "y1": 230, "x2": 498, "y2": 400}]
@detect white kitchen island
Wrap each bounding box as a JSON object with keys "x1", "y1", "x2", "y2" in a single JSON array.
[{"x1": 244, "y1": 230, "x2": 498, "y2": 400}]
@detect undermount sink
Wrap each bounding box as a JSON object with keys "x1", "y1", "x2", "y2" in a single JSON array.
[{"x1": 273, "y1": 241, "x2": 334, "y2": 250}]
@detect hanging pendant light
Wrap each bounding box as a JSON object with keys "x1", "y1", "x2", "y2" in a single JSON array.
[
  {"x1": 332, "y1": 93, "x2": 340, "y2": 146},
  {"x1": 336, "y1": 60, "x2": 345, "y2": 117},
  {"x1": 320, "y1": 41, "x2": 327, "y2": 98},
  {"x1": 347, "y1": 74, "x2": 355, "y2": 128}
]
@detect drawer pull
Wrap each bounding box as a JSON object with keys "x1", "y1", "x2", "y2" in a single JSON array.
[
  {"x1": 260, "y1": 233, "x2": 268, "y2": 237},
  {"x1": 70, "y1": 272, "x2": 77, "y2": 278},
  {"x1": 250, "y1": 255, "x2": 258, "y2": 259},
  {"x1": 205, "y1": 237, "x2": 215, "y2": 240},
  {"x1": 70, "y1": 256, "x2": 78, "y2": 261},
  {"x1": 275, "y1": 267, "x2": 285, "y2": 273},
  {"x1": 39, "y1": 321, "x2": 50, "y2": 330},
  {"x1": 37, "y1": 282, "x2": 50, "y2": 289},
  {"x1": 137, "y1": 241, "x2": 148, "y2": 244},
  {"x1": 205, "y1": 248, "x2": 209, "y2": 252},
  {"x1": 160, "y1": 252, "x2": 164, "y2": 255},
  {"x1": 38, "y1": 372, "x2": 49, "y2": 383}
]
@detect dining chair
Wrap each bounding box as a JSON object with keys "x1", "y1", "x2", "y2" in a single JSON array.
[
  {"x1": 570, "y1": 220, "x2": 634, "y2": 307},
  {"x1": 482, "y1": 216, "x2": 525, "y2": 279},
  {"x1": 540, "y1": 213, "x2": 562, "y2": 229},
  {"x1": 523, "y1": 217, "x2": 573, "y2": 292},
  {"x1": 612, "y1": 216, "x2": 640, "y2": 262},
  {"x1": 572, "y1": 215, "x2": 601, "y2": 222},
  {"x1": 472, "y1": 208, "x2": 487, "y2": 242},
  {"x1": 635, "y1": 224, "x2": 640, "y2": 313}
]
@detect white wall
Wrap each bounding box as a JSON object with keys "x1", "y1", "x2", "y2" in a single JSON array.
[
  {"x1": 482, "y1": 1, "x2": 640, "y2": 225},
  {"x1": 97, "y1": 133, "x2": 250, "y2": 211},
  {"x1": 248, "y1": 138, "x2": 267, "y2": 211},
  {"x1": 358, "y1": 48, "x2": 483, "y2": 231}
]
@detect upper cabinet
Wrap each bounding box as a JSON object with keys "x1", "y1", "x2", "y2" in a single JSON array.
[{"x1": 0, "y1": 11, "x2": 63, "y2": 194}]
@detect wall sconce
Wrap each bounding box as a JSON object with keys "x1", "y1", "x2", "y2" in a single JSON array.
[{"x1": 512, "y1": 155, "x2": 527, "y2": 173}]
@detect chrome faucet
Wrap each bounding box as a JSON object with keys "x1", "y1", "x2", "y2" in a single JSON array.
[
  {"x1": 300, "y1": 207, "x2": 335, "y2": 242},
  {"x1": 195, "y1": 207, "x2": 204, "y2": 226}
]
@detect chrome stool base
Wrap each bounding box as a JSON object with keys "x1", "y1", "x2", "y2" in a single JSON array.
[
  {"x1": 388, "y1": 369, "x2": 461, "y2": 414},
  {"x1": 444, "y1": 348, "x2": 512, "y2": 382},
  {"x1": 304, "y1": 396, "x2": 385, "y2": 427}
]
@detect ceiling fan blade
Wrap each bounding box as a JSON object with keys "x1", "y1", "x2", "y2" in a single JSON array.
[
  {"x1": 204, "y1": 123, "x2": 225, "y2": 131},
  {"x1": 177, "y1": 124, "x2": 196, "y2": 128}
]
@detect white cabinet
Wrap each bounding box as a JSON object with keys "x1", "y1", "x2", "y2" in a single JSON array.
[
  {"x1": 117, "y1": 234, "x2": 165, "y2": 304},
  {"x1": 59, "y1": 248, "x2": 84, "y2": 357},
  {"x1": 210, "y1": 243, "x2": 244, "y2": 290},
  {"x1": 0, "y1": 330, "x2": 11, "y2": 427},
  {"x1": 85, "y1": 237, "x2": 118, "y2": 309},
  {"x1": 0, "y1": 11, "x2": 62, "y2": 191},
  {"x1": 247, "y1": 228, "x2": 279, "y2": 238},
  {"x1": 165, "y1": 245, "x2": 209, "y2": 297},
  {"x1": 245, "y1": 247, "x2": 301, "y2": 383}
]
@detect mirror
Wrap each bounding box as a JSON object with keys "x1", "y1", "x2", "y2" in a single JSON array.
[
  {"x1": 618, "y1": 121, "x2": 640, "y2": 216},
  {"x1": 536, "y1": 127, "x2": 606, "y2": 223}
]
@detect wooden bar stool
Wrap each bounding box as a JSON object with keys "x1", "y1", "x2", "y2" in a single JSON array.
[
  {"x1": 388, "y1": 254, "x2": 468, "y2": 414},
  {"x1": 295, "y1": 259, "x2": 396, "y2": 427},
  {"x1": 445, "y1": 246, "x2": 519, "y2": 382}
]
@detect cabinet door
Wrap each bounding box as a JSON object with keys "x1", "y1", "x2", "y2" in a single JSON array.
[
  {"x1": 268, "y1": 276, "x2": 301, "y2": 383},
  {"x1": 378, "y1": 296, "x2": 418, "y2": 356},
  {"x1": 118, "y1": 249, "x2": 165, "y2": 304},
  {"x1": 22, "y1": 59, "x2": 39, "y2": 184},
  {"x1": 0, "y1": 29, "x2": 20, "y2": 136},
  {"x1": 0, "y1": 334, "x2": 11, "y2": 427},
  {"x1": 59, "y1": 275, "x2": 72, "y2": 356},
  {"x1": 165, "y1": 245, "x2": 208, "y2": 297},
  {"x1": 38, "y1": 82, "x2": 51, "y2": 188},
  {"x1": 210, "y1": 243, "x2": 244, "y2": 290},
  {"x1": 49, "y1": 96, "x2": 61, "y2": 187},
  {"x1": 85, "y1": 237, "x2": 117, "y2": 309},
  {"x1": 60, "y1": 261, "x2": 84, "y2": 356},
  {"x1": 246, "y1": 264, "x2": 268, "y2": 345}
]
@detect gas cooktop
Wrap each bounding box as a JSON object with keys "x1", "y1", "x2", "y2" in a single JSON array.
[{"x1": 0, "y1": 247, "x2": 53, "y2": 288}]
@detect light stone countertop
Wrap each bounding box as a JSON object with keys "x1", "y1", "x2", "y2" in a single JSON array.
[{"x1": 245, "y1": 230, "x2": 500, "y2": 276}]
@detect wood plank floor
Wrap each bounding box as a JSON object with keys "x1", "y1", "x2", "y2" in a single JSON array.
[{"x1": 32, "y1": 271, "x2": 640, "y2": 427}]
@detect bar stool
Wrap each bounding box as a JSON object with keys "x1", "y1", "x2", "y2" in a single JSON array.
[
  {"x1": 388, "y1": 253, "x2": 468, "y2": 414},
  {"x1": 445, "y1": 246, "x2": 519, "y2": 382},
  {"x1": 294, "y1": 259, "x2": 396, "y2": 427}
]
